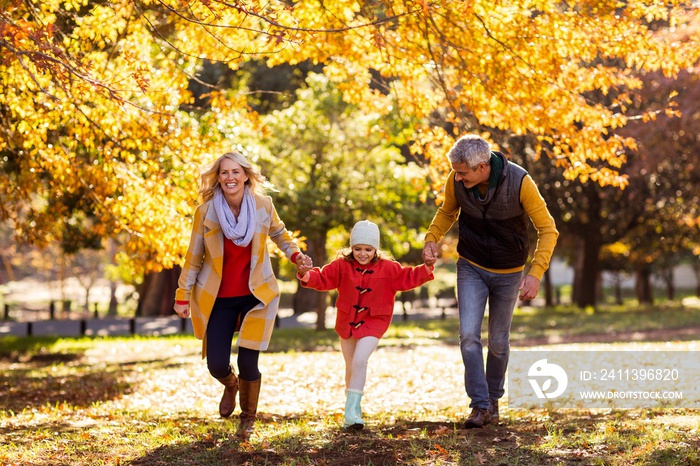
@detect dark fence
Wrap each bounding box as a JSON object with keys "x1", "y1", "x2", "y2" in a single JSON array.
[
  {"x1": 0, "y1": 315, "x2": 192, "y2": 337},
  {"x1": 1, "y1": 296, "x2": 460, "y2": 338}
]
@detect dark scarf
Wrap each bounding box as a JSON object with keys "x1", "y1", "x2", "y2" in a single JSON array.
[{"x1": 470, "y1": 152, "x2": 503, "y2": 199}]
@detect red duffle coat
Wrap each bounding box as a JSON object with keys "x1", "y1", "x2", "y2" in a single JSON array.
[{"x1": 301, "y1": 258, "x2": 434, "y2": 339}]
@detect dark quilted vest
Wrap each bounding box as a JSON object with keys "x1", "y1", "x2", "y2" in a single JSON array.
[{"x1": 454, "y1": 152, "x2": 529, "y2": 269}]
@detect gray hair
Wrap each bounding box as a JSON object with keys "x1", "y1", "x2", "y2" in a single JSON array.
[{"x1": 447, "y1": 135, "x2": 491, "y2": 169}]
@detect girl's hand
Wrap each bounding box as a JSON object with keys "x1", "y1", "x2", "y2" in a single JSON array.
[
  {"x1": 296, "y1": 253, "x2": 313, "y2": 276},
  {"x1": 297, "y1": 263, "x2": 313, "y2": 277}
]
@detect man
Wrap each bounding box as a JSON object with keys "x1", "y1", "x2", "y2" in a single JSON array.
[{"x1": 422, "y1": 134, "x2": 558, "y2": 428}]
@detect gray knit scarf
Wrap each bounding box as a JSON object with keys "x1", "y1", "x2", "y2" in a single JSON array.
[{"x1": 213, "y1": 185, "x2": 256, "y2": 247}]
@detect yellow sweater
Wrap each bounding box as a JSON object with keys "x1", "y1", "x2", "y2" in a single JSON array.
[{"x1": 425, "y1": 171, "x2": 558, "y2": 281}]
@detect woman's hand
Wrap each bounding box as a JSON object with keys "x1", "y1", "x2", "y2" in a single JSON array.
[
  {"x1": 174, "y1": 302, "x2": 190, "y2": 318},
  {"x1": 296, "y1": 253, "x2": 313, "y2": 276}
]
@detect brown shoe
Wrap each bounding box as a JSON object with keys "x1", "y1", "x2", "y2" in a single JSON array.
[
  {"x1": 489, "y1": 399, "x2": 499, "y2": 423},
  {"x1": 215, "y1": 367, "x2": 239, "y2": 418},
  {"x1": 464, "y1": 407, "x2": 491, "y2": 429}
]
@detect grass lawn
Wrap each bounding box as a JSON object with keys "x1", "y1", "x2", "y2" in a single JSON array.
[{"x1": 1, "y1": 302, "x2": 699, "y2": 465}]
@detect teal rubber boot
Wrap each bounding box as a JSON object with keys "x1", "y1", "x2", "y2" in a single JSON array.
[{"x1": 343, "y1": 390, "x2": 364, "y2": 430}]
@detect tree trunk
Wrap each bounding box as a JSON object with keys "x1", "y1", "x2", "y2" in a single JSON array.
[
  {"x1": 634, "y1": 262, "x2": 654, "y2": 304},
  {"x1": 0, "y1": 251, "x2": 15, "y2": 283},
  {"x1": 611, "y1": 272, "x2": 623, "y2": 305},
  {"x1": 83, "y1": 287, "x2": 91, "y2": 312},
  {"x1": 693, "y1": 261, "x2": 700, "y2": 297},
  {"x1": 293, "y1": 234, "x2": 329, "y2": 330},
  {"x1": 572, "y1": 232, "x2": 601, "y2": 309},
  {"x1": 543, "y1": 267, "x2": 553, "y2": 307},
  {"x1": 136, "y1": 266, "x2": 181, "y2": 316},
  {"x1": 571, "y1": 185, "x2": 602, "y2": 310},
  {"x1": 108, "y1": 280, "x2": 118, "y2": 316},
  {"x1": 60, "y1": 253, "x2": 69, "y2": 317},
  {"x1": 293, "y1": 286, "x2": 328, "y2": 326},
  {"x1": 660, "y1": 266, "x2": 674, "y2": 301},
  {"x1": 107, "y1": 239, "x2": 119, "y2": 316},
  {"x1": 595, "y1": 270, "x2": 603, "y2": 304}
]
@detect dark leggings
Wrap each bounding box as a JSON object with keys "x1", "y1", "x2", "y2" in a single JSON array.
[{"x1": 206, "y1": 295, "x2": 262, "y2": 381}]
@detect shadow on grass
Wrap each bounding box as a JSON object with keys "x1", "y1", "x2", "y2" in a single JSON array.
[
  {"x1": 0, "y1": 339, "x2": 181, "y2": 413},
  {"x1": 0, "y1": 367, "x2": 134, "y2": 413},
  {"x1": 0, "y1": 353, "x2": 192, "y2": 414},
  {"x1": 127, "y1": 415, "x2": 552, "y2": 466},
  {"x1": 641, "y1": 440, "x2": 700, "y2": 465}
]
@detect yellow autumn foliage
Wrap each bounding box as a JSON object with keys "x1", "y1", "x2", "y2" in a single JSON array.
[{"x1": 1, "y1": 0, "x2": 699, "y2": 271}]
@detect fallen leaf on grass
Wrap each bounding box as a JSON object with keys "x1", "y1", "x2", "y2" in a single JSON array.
[{"x1": 434, "y1": 443, "x2": 448, "y2": 456}]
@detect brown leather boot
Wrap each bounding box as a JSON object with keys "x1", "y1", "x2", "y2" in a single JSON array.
[
  {"x1": 489, "y1": 399, "x2": 500, "y2": 424},
  {"x1": 464, "y1": 407, "x2": 491, "y2": 429},
  {"x1": 236, "y1": 377, "x2": 261, "y2": 440},
  {"x1": 215, "y1": 366, "x2": 239, "y2": 418}
]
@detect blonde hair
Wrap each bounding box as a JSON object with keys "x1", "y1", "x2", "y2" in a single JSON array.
[
  {"x1": 337, "y1": 247, "x2": 392, "y2": 263},
  {"x1": 198, "y1": 151, "x2": 266, "y2": 202}
]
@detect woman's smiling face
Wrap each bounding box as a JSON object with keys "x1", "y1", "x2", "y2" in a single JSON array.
[{"x1": 218, "y1": 158, "x2": 248, "y2": 196}]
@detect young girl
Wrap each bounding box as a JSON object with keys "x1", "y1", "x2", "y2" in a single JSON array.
[{"x1": 297, "y1": 220, "x2": 436, "y2": 430}]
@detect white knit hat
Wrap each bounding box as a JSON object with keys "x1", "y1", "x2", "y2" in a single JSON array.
[{"x1": 350, "y1": 220, "x2": 380, "y2": 249}]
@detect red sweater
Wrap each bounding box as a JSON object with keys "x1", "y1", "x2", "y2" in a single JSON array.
[
  {"x1": 217, "y1": 239, "x2": 253, "y2": 297},
  {"x1": 176, "y1": 240, "x2": 299, "y2": 304},
  {"x1": 301, "y1": 258, "x2": 434, "y2": 339},
  {"x1": 218, "y1": 239, "x2": 300, "y2": 298}
]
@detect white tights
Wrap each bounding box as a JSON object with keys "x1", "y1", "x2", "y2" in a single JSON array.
[{"x1": 340, "y1": 336, "x2": 379, "y2": 392}]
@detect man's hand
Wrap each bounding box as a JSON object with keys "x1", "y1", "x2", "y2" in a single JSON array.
[
  {"x1": 422, "y1": 241, "x2": 439, "y2": 266},
  {"x1": 518, "y1": 275, "x2": 541, "y2": 301}
]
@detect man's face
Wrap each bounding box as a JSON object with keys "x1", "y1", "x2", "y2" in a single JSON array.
[{"x1": 451, "y1": 161, "x2": 489, "y2": 189}]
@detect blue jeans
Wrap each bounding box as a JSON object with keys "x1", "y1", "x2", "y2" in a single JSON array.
[{"x1": 457, "y1": 259, "x2": 522, "y2": 409}]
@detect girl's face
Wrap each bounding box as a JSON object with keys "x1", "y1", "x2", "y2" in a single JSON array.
[
  {"x1": 218, "y1": 158, "x2": 248, "y2": 197},
  {"x1": 352, "y1": 244, "x2": 376, "y2": 265}
]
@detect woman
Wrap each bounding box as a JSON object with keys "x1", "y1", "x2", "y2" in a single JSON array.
[{"x1": 174, "y1": 151, "x2": 311, "y2": 439}]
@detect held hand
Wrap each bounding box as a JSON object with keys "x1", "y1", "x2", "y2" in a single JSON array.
[
  {"x1": 518, "y1": 275, "x2": 541, "y2": 301},
  {"x1": 173, "y1": 302, "x2": 190, "y2": 318},
  {"x1": 296, "y1": 253, "x2": 313, "y2": 277},
  {"x1": 297, "y1": 253, "x2": 313, "y2": 268},
  {"x1": 422, "y1": 242, "x2": 439, "y2": 266}
]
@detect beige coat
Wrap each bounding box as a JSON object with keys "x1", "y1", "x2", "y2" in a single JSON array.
[{"x1": 175, "y1": 193, "x2": 300, "y2": 356}]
